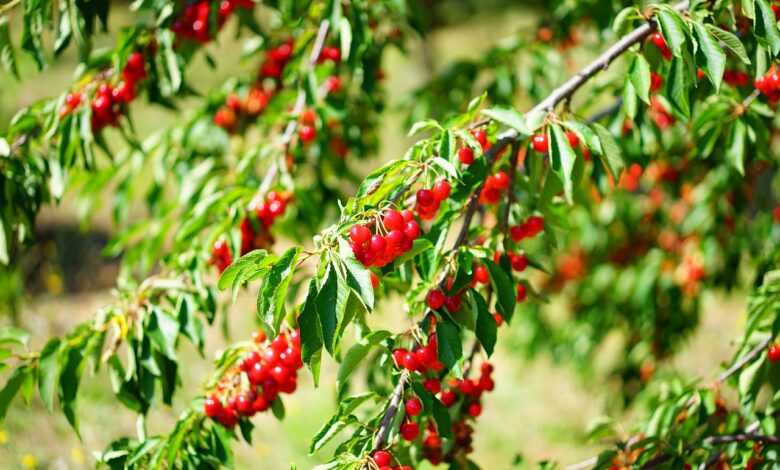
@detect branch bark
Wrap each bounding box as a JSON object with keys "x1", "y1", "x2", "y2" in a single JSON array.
[{"x1": 372, "y1": 370, "x2": 410, "y2": 452}]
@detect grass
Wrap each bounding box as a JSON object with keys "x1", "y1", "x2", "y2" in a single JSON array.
[{"x1": 0, "y1": 4, "x2": 752, "y2": 469}]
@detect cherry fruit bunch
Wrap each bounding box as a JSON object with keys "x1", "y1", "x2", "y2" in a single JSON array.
[
  {"x1": 59, "y1": 51, "x2": 149, "y2": 132},
  {"x1": 369, "y1": 361, "x2": 496, "y2": 469},
  {"x1": 210, "y1": 190, "x2": 293, "y2": 273},
  {"x1": 203, "y1": 329, "x2": 302, "y2": 428},
  {"x1": 171, "y1": 0, "x2": 254, "y2": 44},
  {"x1": 754, "y1": 66, "x2": 780, "y2": 104}
]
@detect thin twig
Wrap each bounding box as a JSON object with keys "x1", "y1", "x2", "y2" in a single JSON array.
[
  {"x1": 501, "y1": 140, "x2": 521, "y2": 252},
  {"x1": 717, "y1": 336, "x2": 771, "y2": 383},
  {"x1": 372, "y1": 370, "x2": 410, "y2": 451},
  {"x1": 704, "y1": 433, "x2": 780, "y2": 445}
]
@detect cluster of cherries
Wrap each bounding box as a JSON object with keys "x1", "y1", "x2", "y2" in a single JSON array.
[
  {"x1": 509, "y1": 214, "x2": 545, "y2": 242},
  {"x1": 171, "y1": 0, "x2": 253, "y2": 43},
  {"x1": 392, "y1": 334, "x2": 444, "y2": 377},
  {"x1": 349, "y1": 208, "x2": 423, "y2": 268},
  {"x1": 259, "y1": 40, "x2": 295, "y2": 80},
  {"x1": 421, "y1": 362, "x2": 495, "y2": 465},
  {"x1": 415, "y1": 180, "x2": 451, "y2": 220},
  {"x1": 213, "y1": 87, "x2": 272, "y2": 132},
  {"x1": 754, "y1": 67, "x2": 780, "y2": 103},
  {"x1": 60, "y1": 52, "x2": 148, "y2": 132},
  {"x1": 203, "y1": 329, "x2": 302, "y2": 428},
  {"x1": 478, "y1": 171, "x2": 510, "y2": 205},
  {"x1": 457, "y1": 129, "x2": 490, "y2": 165},
  {"x1": 209, "y1": 191, "x2": 292, "y2": 273}
]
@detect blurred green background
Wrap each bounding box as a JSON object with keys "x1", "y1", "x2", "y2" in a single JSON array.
[{"x1": 0, "y1": 2, "x2": 747, "y2": 469}]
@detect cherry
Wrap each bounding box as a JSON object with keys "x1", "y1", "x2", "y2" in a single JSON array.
[
  {"x1": 401, "y1": 351, "x2": 420, "y2": 371},
  {"x1": 432, "y1": 180, "x2": 451, "y2": 201},
  {"x1": 392, "y1": 348, "x2": 408, "y2": 368},
  {"x1": 440, "y1": 390, "x2": 457, "y2": 407},
  {"x1": 444, "y1": 295, "x2": 461, "y2": 312},
  {"x1": 416, "y1": 189, "x2": 435, "y2": 208},
  {"x1": 370, "y1": 272, "x2": 380, "y2": 289},
  {"x1": 252, "y1": 330, "x2": 267, "y2": 343},
  {"x1": 405, "y1": 397, "x2": 423, "y2": 416},
  {"x1": 204, "y1": 395, "x2": 223, "y2": 417},
  {"x1": 401, "y1": 209, "x2": 414, "y2": 222},
  {"x1": 511, "y1": 253, "x2": 528, "y2": 272},
  {"x1": 426, "y1": 289, "x2": 446, "y2": 310},
  {"x1": 467, "y1": 402, "x2": 482, "y2": 418},
  {"x1": 383, "y1": 210, "x2": 404, "y2": 231},
  {"x1": 299, "y1": 125, "x2": 316, "y2": 144},
  {"x1": 325, "y1": 75, "x2": 342, "y2": 93},
  {"x1": 458, "y1": 147, "x2": 475, "y2": 164},
  {"x1": 370, "y1": 234, "x2": 388, "y2": 254},
  {"x1": 650, "y1": 72, "x2": 663, "y2": 93},
  {"x1": 349, "y1": 224, "x2": 371, "y2": 244},
  {"x1": 492, "y1": 171, "x2": 510, "y2": 190},
  {"x1": 649, "y1": 32, "x2": 672, "y2": 60},
  {"x1": 400, "y1": 421, "x2": 420, "y2": 441},
  {"x1": 565, "y1": 131, "x2": 580, "y2": 148},
  {"x1": 252, "y1": 394, "x2": 269, "y2": 412},
  {"x1": 270, "y1": 365, "x2": 289, "y2": 383},
  {"x1": 516, "y1": 283, "x2": 527, "y2": 302},
  {"x1": 300, "y1": 109, "x2": 316, "y2": 125},
  {"x1": 472, "y1": 129, "x2": 488, "y2": 148},
  {"x1": 473, "y1": 265, "x2": 490, "y2": 284},
  {"x1": 531, "y1": 133, "x2": 548, "y2": 153},
  {"x1": 65, "y1": 92, "x2": 82, "y2": 109},
  {"x1": 403, "y1": 220, "x2": 421, "y2": 240},
  {"x1": 769, "y1": 343, "x2": 780, "y2": 362},
  {"x1": 493, "y1": 312, "x2": 504, "y2": 326},
  {"x1": 373, "y1": 451, "x2": 392, "y2": 467},
  {"x1": 423, "y1": 378, "x2": 441, "y2": 394}
]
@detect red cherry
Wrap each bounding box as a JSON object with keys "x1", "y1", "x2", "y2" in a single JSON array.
[
  {"x1": 300, "y1": 109, "x2": 316, "y2": 125},
  {"x1": 405, "y1": 397, "x2": 423, "y2": 416},
  {"x1": 299, "y1": 125, "x2": 316, "y2": 144},
  {"x1": 252, "y1": 330, "x2": 267, "y2": 344},
  {"x1": 493, "y1": 313, "x2": 504, "y2": 326},
  {"x1": 401, "y1": 351, "x2": 420, "y2": 371},
  {"x1": 370, "y1": 234, "x2": 388, "y2": 254},
  {"x1": 416, "y1": 189, "x2": 435, "y2": 208},
  {"x1": 426, "y1": 289, "x2": 446, "y2": 310},
  {"x1": 516, "y1": 283, "x2": 527, "y2": 302},
  {"x1": 566, "y1": 130, "x2": 580, "y2": 148},
  {"x1": 403, "y1": 220, "x2": 421, "y2": 240},
  {"x1": 401, "y1": 209, "x2": 414, "y2": 222},
  {"x1": 650, "y1": 72, "x2": 663, "y2": 93},
  {"x1": 440, "y1": 390, "x2": 457, "y2": 407},
  {"x1": 471, "y1": 129, "x2": 488, "y2": 148},
  {"x1": 444, "y1": 295, "x2": 461, "y2": 312},
  {"x1": 432, "y1": 180, "x2": 451, "y2": 201},
  {"x1": 769, "y1": 344, "x2": 780, "y2": 362},
  {"x1": 458, "y1": 146, "x2": 475, "y2": 165},
  {"x1": 370, "y1": 272, "x2": 380, "y2": 289},
  {"x1": 511, "y1": 253, "x2": 528, "y2": 272},
  {"x1": 252, "y1": 394, "x2": 269, "y2": 412},
  {"x1": 373, "y1": 450, "x2": 392, "y2": 467},
  {"x1": 400, "y1": 421, "x2": 420, "y2": 441},
  {"x1": 325, "y1": 75, "x2": 342, "y2": 93},
  {"x1": 383, "y1": 210, "x2": 405, "y2": 231},
  {"x1": 248, "y1": 361, "x2": 269, "y2": 384},
  {"x1": 270, "y1": 365, "x2": 289, "y2": 383},
  {"x1": 510, "y1": 224, "x2": 528, "y2": 241},
  {"x1": 492, "y1": 171, "x2": 509, "y2": 190},
  {"x1": 423, "y1": 378, "x2": 441, "y2": 394},
  {"x1": 531, "y1": 133, "x2": 548, "y2": 153},
  {"x1": 349, "y1": 224, "x2": 371, "y2": 244},
  {"x1": 467, "y1": 402, "x2": 482, "y2": 417},
  {"x1": 474, "y1": 265, "x2": 490, "y2": 284},
  {"x1": 204, "y1": 395, "x2": 223, "y2": 417},
  {"x1": 65, "y1": 92, "x2": 82, "y2": 109}
]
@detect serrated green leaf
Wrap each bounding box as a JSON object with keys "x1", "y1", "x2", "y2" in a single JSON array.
[
  {"x1": 628, "y1": 54, "x2": 651, "y2": 104},
  {"x1": 706, "y1": 25, "x2": 750, "y2": 64},
  {"x1": 436, "y1": 319, "x2": 462, "y2": 374},
  {"x1": 38, "y1": 339, "x2": 61, "y2": 412},
  {"x1": 472, "y1": 290, "x2": 497, "y2": 357},
  {"x1": 549, "y1": 124, "x2": 577, "y2": 204},
  {"x1": 656, "y1": 8, "x2": 689, "y2": 58},
  {"x1": 482, "y1": 107, "x2": 527, "y2": 134},
  {"x1": 257, "y1": 247, "x2": 300, "y2": 335},
  {"x1": 693, "y1": 22, "x2": 726, "y2": 92},
  {"x1": 591, "y1": 123, "x2": 623, "y2": 179},
  {"x1": 484, "y1": 259, "x2": 516, "y2": 324},
  {"x1": 726, "y1": 119, "x2": 746, "y2": 175}
]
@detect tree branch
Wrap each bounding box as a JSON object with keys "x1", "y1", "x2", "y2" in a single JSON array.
[
  {"x1": 372, "y1": 370, "x2": 410, "y2": 452},
  {"x1": 717, "y1": 336, "x2": 771, "y2": 383}
]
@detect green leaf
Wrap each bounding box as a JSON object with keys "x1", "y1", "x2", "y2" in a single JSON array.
[
  {"x1": 438, "y1": 129, "x2": 454, "y2": 161},
  {"x1": 706, "y1": 25, "x2": 750, "y2": 64},
  {"x1": 481, "y1": 107, "x2": 527, "y2": 134},
  {"x1": 693, "y1": 22, "x2": 726, "y2": 92},
  {"x1": 336, "y1": 330, "x2": 391, "y2": 397},
  {"x1": 484, "y1": 259, "x2": 516, "y2": 324},
  {"x1": 656, "y1": 8, "x2": 689, "y2": 58},
  {"x1": 666, "y1": 56, "x2": 692, "y2": 118},
  {"x1": 613, "y1": 7, "x2": 639, "y2": 35},
  {"x1": 755, "y1": 0, "x2": 780, "y2": 55},
  {"x1": 339, "y1": 239, "x2": 374, "y2": 310},
  {"x1": 338, "y1": 17, "x2": 351, "y2": 61},
  {"x1": 436, "y1": 320, "x2": 462, "y2": 374},
  {"x1": 628, "y1": 54, "x2": 651, "y2": 104},
  {"x1": 726, "y1": 119, "x2": 746, "y2": 175},
  {"x1": 0, "y1": 366, "x2": 28, "y2": 421},
  {"x1": 217, "y1": 250, "x2": 272, "y2": 293},
  {"x1": 299, "y1": 281, "x2": 323, "y2": 386},
  {"x1": 0, "y1": 327, "x2": 29, "y2": 347},
  {"x1": 591, "y1": 123, "x2": 624, "y2": 179},
  {"x1": 271, "y1": 397, "x2": 285, "y2": 420},
  {"x1": 316, "y1": 266, "x2": 345, "y2": 354},
  {"x1": 472, "y1": 290, "x2": 497, "y2": 357},
  {"x1": 148, "y1": 309, "x2": 180, "y2": 360},
  {"x1": 549, "y1": 124, "x2": 577, "y2": 204},
  {"x1": 257, "y1": 247, "x2": 300, "y2": 335},
  {"x1": 38, "y1": 339, "x2": 61, "y2": 412},
  {"x1": 0, "y1": 18, "x2": 19, "y2": 79},
  {"x1": 432, "y1": 396, "x2": 453, "y2": 439},
  {"x1": 59, "y1": 346, "x2": 86, "y2": 436}
]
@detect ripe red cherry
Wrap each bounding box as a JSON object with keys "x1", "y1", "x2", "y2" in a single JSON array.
[
  {"x1": 474, "y1": 265, "x2": 490, "y2": 284},
  {"x1": 467, "y1": 402, "x2": 482, "y2": 417},
  {"x1": 270, "y1": 365, "x2": 289, "y2": 383},
  {"x1": 492, "y1": 171, "x2": 509, "y2": 190},
  {"x1": 493, "y1": 312, "x2": 504, "y2": 326},
  {"x1": 299, "y1": 125, "x2": 316, "y2": 144},
  {"x1": 401, "y1": 351, "x2": 420, "y2": 371},
  {"x1": 248, "y1": 361, "x2": 269, "y2": 384},
  {"x1": 204, "y1": 395, "x2": 223, "y2": 417},
  {"x1": 65, "y1": 92, "x2": 82, "y2": 109},
  {"x1": 444, "y1": 295, "x2": 461, "y2": 312},
  {"x1": 650, "y1": 32, "x2": 667, "y2": 49},
  {"x1": 370, "y1": 234, "x2": 387, "y2": 254},
  {"x1": 325, "y1": 75, "x2": 342, "y2": 93},
  {"x1": 383, "y1": 210, "x2": 404, "y2": 231},
  {"x1": 458, "y1": 147, "x2": 475, "y2": 164},
  {"x1": 349, "y1": 224, "x2": 371, "y2": 244},
  {"x1": 531, "y1": 133, "x2": 548, "y2": 153},
  {"x1": 511, "y1": 253, "x2": 528, "y2": 272},
  {"x1": 400, "y1": 421, "x2": 420, "y2": 441},
  {"x1": 516, "y1": 283, "x2": 527, "y2": 302},
  {"x1": 472, "y1": 129, "x2": 488, "y2": 148},
  {"x1": 300, "y1": 108, "x2": 316, "y2": 125},
  {"x1": 370, "y1": 272, "x2": 380, "y2": 289},
  {"x1": 373, "y1": 450, "x2": 392, "y2": 467},
  {"x1": 416, "y1": 189, "x2": 435, "y2": 208},
  {"x1": 440, "y1": 390, "x2": 457, "y2": 407},
  {"x1": 403, "y1": 220, "x2": 421, "y2": 240},
  {"x1": 426, "y1": 289, "x2": 446, "y2": 310},
  {"x1": 432, "y1": 180, "x2": 451, "y2": 201},
  {"x1": 769, "y1": 344, "x2": 780, "y2": 362},
  {"x1": 405, "y1": 397, "x2": 423, "y2": 416},
  {"x1": 423, "y1": 378, "x2": 441, "y2": 394},
  {"x1": 401, "y1": 209, "x2": 414, "y2": 222},
  {"x1": 566, "y1": 131, "x2": 580, "y2": 148}
]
